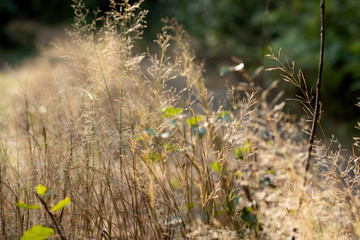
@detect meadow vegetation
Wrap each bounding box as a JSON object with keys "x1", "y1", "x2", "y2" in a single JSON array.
[{"x1": 1, "y1": 1, "x2": 360, "y2": 239}]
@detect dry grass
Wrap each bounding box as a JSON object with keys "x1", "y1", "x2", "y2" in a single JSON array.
[{"x1": 1, "y1": 1, "x2": 360, "y2": 239}]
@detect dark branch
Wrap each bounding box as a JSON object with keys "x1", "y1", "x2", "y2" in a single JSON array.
[
  {"x1": 304, "y1": 0, "x2": 325, "y2": 186},
  {"x1": 35, "y1": 193, "x2": 67, "y2": 240}
]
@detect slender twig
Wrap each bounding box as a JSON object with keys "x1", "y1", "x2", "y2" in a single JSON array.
[
  {"x1": 35, "y1": 193, "x2": 67, "y2": 240},
  {"x1": 0, "y1": 166, "x2": 8, "y2": 240},
  {"x1": 303, "y1": 0, "x2": 325, "y2": 186},
  {"x1": 260, "y1": 0, "x2": 270, "y2": 84}
]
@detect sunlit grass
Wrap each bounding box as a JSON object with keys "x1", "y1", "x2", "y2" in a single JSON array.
[
  {"x1": 0, "y1": 1, "x2": 360, "y2": 240},
  {"x1": 0, "y1": 72, "x2": 17, "y2": 118}
]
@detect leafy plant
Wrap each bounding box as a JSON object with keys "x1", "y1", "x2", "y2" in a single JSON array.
[
  {"x1": 21, "y1": 225, "x2": 55, "y2": 240},
  {"x1": 15, "y1": 184, "x2": 70, "y2": 240}
]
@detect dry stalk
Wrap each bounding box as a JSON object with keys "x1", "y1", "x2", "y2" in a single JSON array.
[{"x1": 303, "y1": 0, "x2": 325, "y2": 186}]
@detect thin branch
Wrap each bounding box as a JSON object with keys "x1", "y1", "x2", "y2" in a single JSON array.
[
  {"x1": 35, "y1": 193, "x2": 67, "y2": 240},
  {"x1": 303, "y1": 0, "x2": 325, "y2": 186},
  {"x1": 260, "y1": 0, "x2": 271, "y2": 84}
]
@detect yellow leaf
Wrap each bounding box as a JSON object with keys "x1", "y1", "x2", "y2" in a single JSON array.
[
  {"x1": 51, "y1": 197, "x2": 71, "y2": 212},
  {"x1": 36, "y1": 184, "x2": 47, "y2": 196},
  {"x1": 15, "y1": 201, "x2": 40, "y2": 210},
  {"x1": 21, "y1": 225, "x2": 55, "y2": 240}
]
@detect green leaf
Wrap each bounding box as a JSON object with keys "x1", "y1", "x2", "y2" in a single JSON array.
[
  {"x1": 149, "y1": 152, "x2": 161, "y2": 162},
  {"x1": 219, "y1": 63, "x2": 244, "y2": 76},
  {"x1": 211, "y1": 161, "x2": 221, "y2": 173},
  {"x1": 190, "y1": 125, "x2": 207, "y2": 138},
  {"x1": 240, "y1": 207, "x2": 258, "y2": 227},
  {"x1": 233, "y1": 148, "x2": 243, "y2": 160},
  {"x1": 36, "y1": 184, "x2": 47, "y2": 196},
  {"x1": 161, "y1": 107, "x2": 182, "y2": 118},
  {"x1": 15, "y1": 201, "x2": 40, "y2": 210},
  {"x1": 216, "y1": 111, "x2": 233, "y2": 122},
  {"x1": 21, "y1": 225, "x2": 55, "y2": 240},
  {"x1": 43, "y1": 189, "x2": 54, "y2": 199},
  {"x1": 145, "y1": 127, "x2": 156, "y2": 136},
  {"x1": 51, "y1": 197, "x2": 71, "y2": 212},
  {"x1": 233, "y1": 141, "x2": 252, "y2": 160},
  {"x1": 187, "y1": 115, "x2": 203, "y2": 126},
  {"x1": 240, "y1": 140, "x2": 251, "y2": 153},
  {"x1": 198, "y1": 127, "x2": 206, "y2": 138},
  {"x1": 167, "y1": 145, "x2": 182, "y2": 153},
  {"x1": 235, "y1": 170, "x2": 242, "y2": 178},
  {"x1": 220, "y1": 66, "x2": 231, "y2": 76}
]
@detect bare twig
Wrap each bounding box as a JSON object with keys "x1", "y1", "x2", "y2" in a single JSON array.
[
  {"x1": 35, "y1": 193, "x2": 67, "y2": 240},
  {"x1": 260, "y1": 0, "x2": 271, "y2": 84},
  {"x1": 303, "y1": 0, "x2": 325, "y2": 186}
]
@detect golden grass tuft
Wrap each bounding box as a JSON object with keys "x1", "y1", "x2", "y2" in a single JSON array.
[{"x1": 0, "y1": 1, "x2": 360, "y2": 239}]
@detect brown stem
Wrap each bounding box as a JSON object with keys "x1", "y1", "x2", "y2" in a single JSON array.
[
  {"x1": 303, "y1": 0, "x2": 325, "y2": 186},
  {"x1": 35, "y1": 193, "x2": 67, "y2": 240},
  {"x1": 260, "y1": 0, "x2": 270, "y2": 84}
]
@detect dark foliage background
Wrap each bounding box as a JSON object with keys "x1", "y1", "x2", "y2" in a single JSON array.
[{"x1": 1, "y1": 0, "x2": 360, "y2": 144}]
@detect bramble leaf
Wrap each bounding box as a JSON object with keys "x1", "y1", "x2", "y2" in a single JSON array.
[
  {"x1": 187, "y1": 116, "x2": 203, "y2": 126},
  {"x1": 216, "y1": 111, "x2": 233, "y2": 122},
  {"x1": 36, "y1": 184, "x2": 47, "y2": 196},
  {"x1": 51, "y1": 197, "x2": 71, "y2": 212},
  {"x1": 233, "y1": 148, "x2": 243, "y2": 160},
  {"x1": 43, "y1": 189, "x2": 54, "y2": 198},
  {"x1": 233, "y1": 141, "x2": 252, "y2": 160},
  {"x1": 190, "y1": 125, "x2": 207, "y2": 138},
  {"x1": 240, "y1": 207, "x2": 258, "y2": 227},
  {"x1": 145, "y1": 127, "x2": 156, "y2": 136},
  {"x1": 21, "y1": 225, "x2": 55, "y2": 240},
  {"x1": 162, "y1": 107, "x2": 182, "y2": 118},
  {"x1": 211, "y1": 161, "x2": 221, "y2": 173},
  {"x1": 15, "y1": 201, "x2": 40, "y2": 210},
  {"x1": 241, "y1": 140, "x2": 251, "y2": 153}
]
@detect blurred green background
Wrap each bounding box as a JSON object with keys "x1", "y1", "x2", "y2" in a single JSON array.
[{"x1": 1, "y1": 0, "x2": 360, "y2": 147}]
